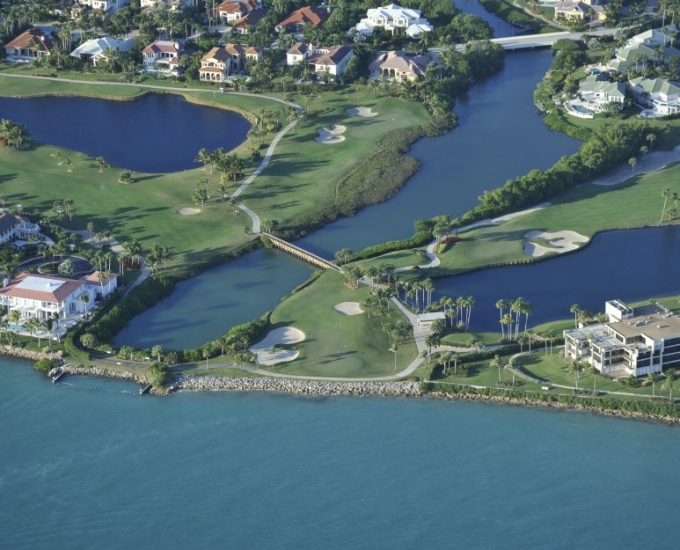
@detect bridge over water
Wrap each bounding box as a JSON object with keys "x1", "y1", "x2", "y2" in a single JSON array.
[
  {"x1": 449, "y1": 27, "x2": 619, "y2": 52},
  {"x1": 261, "y1": 233, "x2": 343, "y2": 273}
]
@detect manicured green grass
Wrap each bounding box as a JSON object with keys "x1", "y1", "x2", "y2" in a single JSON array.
[
  {"x1": 239, "y1": 93, "x2": 429, "y2": 226},
  {"x1": 268, "y1": 270, "x2": 418, "y2": 378},
  {"x1": 0, "y1": 143, "x2": 254, "y2": 270}
]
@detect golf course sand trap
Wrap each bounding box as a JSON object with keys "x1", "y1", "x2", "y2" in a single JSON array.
[
  {"x1": 333, "y1": 302, "x2": 364, "y2": 315},
  {"x1": 346, "y1": 107, "x2": 378, "y2": 117},
  {"x1": 523, "y1": 230, "x2": 589, "y2": 257},
  {"x1": 592, "y1": 145, "x2": 680, "y2": 186},
  {"x1": 177, "y1": 208, "x2": 201, "y2": 215},
  {"x1": 249, "y1": 327, "x2": 306, "y2": 366},
  {"x1": 315, "y1": 125, "x2": 346, "y2": 144}
]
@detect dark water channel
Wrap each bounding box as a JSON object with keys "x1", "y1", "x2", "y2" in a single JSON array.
[{"x1": 0, "y1": 93, "x2": 250, "y2": 173}]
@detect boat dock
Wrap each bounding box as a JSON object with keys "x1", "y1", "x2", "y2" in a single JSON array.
[{"x1": 140, "y1": 384, "x2": 152, "y2": 395}]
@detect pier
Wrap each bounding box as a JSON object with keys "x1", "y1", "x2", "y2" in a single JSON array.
[
  {"x1": 52, "y1": 366, "x2": 66, "y2": 383},
  {"x1": 261, "y1": 233, "x2": 343, "y2": 273},
  {"x1": 140, "y1": 384, "x2": 152, "y2": 395}
]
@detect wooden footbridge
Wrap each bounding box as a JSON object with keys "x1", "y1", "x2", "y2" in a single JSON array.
[{"x1": 261, "y1": 233, "x2": 343, "y2": 273}]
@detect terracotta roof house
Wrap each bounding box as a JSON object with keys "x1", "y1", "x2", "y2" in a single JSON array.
[
  {"x1": 142, "y1": 39, "x2": 184, "y2": 76},
  {"x1": 4, "y1": 28, "x2": 57, "y2": 61},
  {"x1": 276, "y1": 6, "x2": 330, "y2": 33},
  {"x1": 287, "y1": 43, "x2": 353, "y2": 78},
  {"x1": 232, "y1": 7, "x2": 268, "y2": 35},
  {"x1": 369, "y1": 50, "x2": 429, "y2": 82},
  {"x1": 199, "y1": 44, "x2": 262, "y2": 82},
  {"x1": 218, "y1": 0, "x2": 261, "y2": 23},
  {"x1": 69, "y1": 36, "x2": 134, "y2": 66}
]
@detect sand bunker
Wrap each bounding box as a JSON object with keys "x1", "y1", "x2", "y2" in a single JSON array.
[
  {"x1": 249, "y1": 327, "x2": 306, "y2": 366},
  {"x1": 346, "y1": 107, "x2": 377, "y2": 118},
  {"x1": 177, "y1": 208, "x2": 201, "y2": 215},
  {"x1": 592, "y1": 145, "x2": 680, "y2": 186},
  {"x1": 333, "y1": 302, "x2": 363, "y2": 316},
  {"x1": 315, "y1": 124, "x2": 346, "y2": 144},
  {"x1": 523, "y1": 230, "x2": 589, "y2": 257}
]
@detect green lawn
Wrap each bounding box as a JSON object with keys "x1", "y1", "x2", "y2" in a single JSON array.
[{"x1": 267, "y1": 270, "x2": 418, "y2": 378}]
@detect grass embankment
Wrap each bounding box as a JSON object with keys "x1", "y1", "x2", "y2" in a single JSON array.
[
  {"x1": 267, "y1": 270, "x2": 416, "y2": 378},
  {"x1": 479, "y1": 0, "x2": 558, "y2": 33},
  {"x1": 355, "y1": 156, "x2": 680, "y2": 276}
]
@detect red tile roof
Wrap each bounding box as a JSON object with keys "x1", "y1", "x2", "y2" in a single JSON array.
[
  {"x1": 232, "y1": 7, "x2": 268, "y2": 30},
  {"x1": 277, "y1": 6, "x2": 329, "y2": 29},
  {"x1": 5, "y1": 28, "x2": 56, "y2": 53}
]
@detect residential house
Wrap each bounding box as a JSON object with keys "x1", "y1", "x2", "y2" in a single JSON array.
[
  {"x1": 231, "y1": 7, "x2": 268, "y2": 35},
  {"x1": 142, "y1": 39, "x2": 184, "y2": 76},
  {"x1": 286, "y1": 42, "x2": 353, "y2": 78},
  {"x1": 4, "y1": 28, "x2": 57, "y2": 61},
  {"x1": 276, "y1": 6, "x2": 330, "y2": 33},
  {"x1": 78, "y1": 0, "x2": 129, "y2": 13},
  {"x1": 554, "y1": 0, "x2": 605, "y2": 21},
  {"x1": 0, "y1": 273, "x2": 100, "y2": 321},
  {"x1": 140, "y1": 0, "x2": 191, "y2": 9},
  {"x1": 69, "y1": 36, "x2": 134, "y2": 66},
  {"x1": 576, "y1": 74, "x2": 626, "y2": 110},
  {"x1": 369, "y1": 50, "x2": 429, "y2": 82},
  {"x1": 627, "y1": 26, "x2": 677, "y2": 48},
  {"x1": 354, "y1": 3, "x2": 433, "y2": 39},
  {"x1": 83, "y1": 271, "x2": 118, "y2": 300},
  {"x1": 629, "y1": 76, "x2": 680, "y2": 115},
  {"x1": 564, "y1": 300, "x2": 680, "y2": 377},
  {"x1": 199, "y1": 44, "x2": 262, "y2": 82},
  {"x1": 218, "y1": 0, "x2": 260, "y2": 23},
  {"x1": 607, "y1": 43, "x2": 658, "y2": 72},
  {"x1": 0, "y1": 212, "x2": 41, "y2": 245}
]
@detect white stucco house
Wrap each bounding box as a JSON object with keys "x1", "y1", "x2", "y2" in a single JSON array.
[
  {"x1": 70, "y1": 37, "x2": 134, "y2": 67},
  {"x1": 629, "y1": 76, "x2": 680, "y2": 115},
  {"x1": 142, "y1": 39, "x2": 184, "y2": 76},
  {"x1": 0, "y1": 271, "x2": 117, "y2": 322},
  {"x1": 354, "y1": 3, "x2": 433, "y2": 39},
  {"x1": 78, "y1": 0, "x2": 129, "y2": 13},
  {"x1": 0, "y1": 212, "x2": 41, "y2": 245}
]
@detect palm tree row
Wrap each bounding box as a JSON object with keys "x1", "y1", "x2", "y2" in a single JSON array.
[{"x1": 496, "y1": 297, "x2": 533, "y2": 342}]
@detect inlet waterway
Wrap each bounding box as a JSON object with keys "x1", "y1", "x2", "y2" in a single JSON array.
[
  {"x1": 2, "y1": 356, "x2": 680, "y2": 550},
  {"x1": 0, "y1": 93, "x2": 250, "y2": 173}
]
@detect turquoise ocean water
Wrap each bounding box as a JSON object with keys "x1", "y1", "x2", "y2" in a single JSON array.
[{"x1": 2, "y1": 358, "x2": 679, "y2": 549}]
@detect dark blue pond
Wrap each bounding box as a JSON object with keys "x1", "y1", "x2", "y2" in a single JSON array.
[
  {"x1": 434, "y1": 226, "x2": 680, "y2": 332},
  {"x1": 0, "y1": 93, "x2": 250, "y2": 173}
]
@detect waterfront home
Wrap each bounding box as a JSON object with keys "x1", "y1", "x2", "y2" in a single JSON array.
[
  {"x1": 353, "y1": 3, "x2": 433, "y2": 39},
  {"x1": 199, "y1": 44, "x2": 262, "y2": 82},
  {"x1": 70, "y1": 36, "x2": 134, "y2": 66},
  {"x1": 628, "y1": 76, "x2": 680, "y2": 115},
  {"x1": 0, "y1": 212, "x2": 41, "y2": 245},
  {"x1": 218, "y1": 0, "x2": 260, "y2": 23},
  {"x1": 142, "y1": 39, "x2": 184, "y2": 76},
  {"x1": 78, "y1": 0, "x2": 129, "y2": 12},
  {"x1": 4, "y1": 28, "x2": 57, "y2": 61},
  {"x1": 276, "y1": 6, "x2": 330, "y2": 33},
  {"x1": 231, "y1": 7, "x2": 268, "y2": 35},
  {"x1": 0, "y1": 271, "x2": 118, "y2": 323},
  {"x1": 575, "y1": 74, "x2": 625, "y2": 111},
  {"x1": 563, "y1": 300, "x2": 680, "y2": 377},
  {"x1": 369, "y1": 50, "x2": 429, "y2": 82},
  {"x1": 554, "y1": 0, "x2": 605, "y2": 21},
  {"x1": 286, "y1": 42, "x2": 354, "y2": 79},
  {"x1": 627, "y1": 26, "x2": 677, "y2": 48}
]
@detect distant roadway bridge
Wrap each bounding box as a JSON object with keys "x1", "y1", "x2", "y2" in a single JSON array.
[{"x1": 439, "y1": 27, "x2": 620, "y2": 53}]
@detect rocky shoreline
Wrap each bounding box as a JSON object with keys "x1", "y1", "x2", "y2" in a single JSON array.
[{"x1": 48, "y1": 366, "x2": 680, "y2": 425}]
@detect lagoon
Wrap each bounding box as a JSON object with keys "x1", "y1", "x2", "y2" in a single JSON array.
[{"x1": 0, "y1": 93, "x2": 250, "y2": 173}]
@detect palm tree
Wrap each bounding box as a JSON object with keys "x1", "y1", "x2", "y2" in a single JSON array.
[
  {"x1": 647, "y1": 371, "x2": 657, "y2": 399},
  {"x1": 663, "y1": 368, "x2": 676, "y2": 403},
  {"x1": 63, "y1": 158, "x2": 73, "y2": 172},
  {"x1": 80, "y1": 291, "x2": 90, "y2": 315},
  {"x1": 505, "y1": 357, "x2": 517, "y2": 386},
  {"x1": 567, "y1": 360, "x2": 584, "y2": 391},
  {"x1": 95, "y1": 156, "x2": 109, "y2": 173},
  {"x1": 629, "y1": 157, "x2": 637, "y2": 173},
  {"x1": 490, "y1": 354, "x2": 502, "y2": 384},
  {"x1": 661, "y1": 188, "x2": 672, "y2": 223},
  {"x1": 389, "y1": 343, "x2": 398, "y2": 372},
  {"x1": 570, "y1": 303, "x2": 581, "y2": 328},
  {"x1": 496, "y1": 299, "x2": 508, "y2": 340},
  {"x1": 647, "y1": 133, "x2": 657, "y2": 152},
  {"x1": 424, "y1": 334, "x2": 441, "y2": 358},
  {"x1": 152, "y1": 345, "x2": 163, "y2": 362}
]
